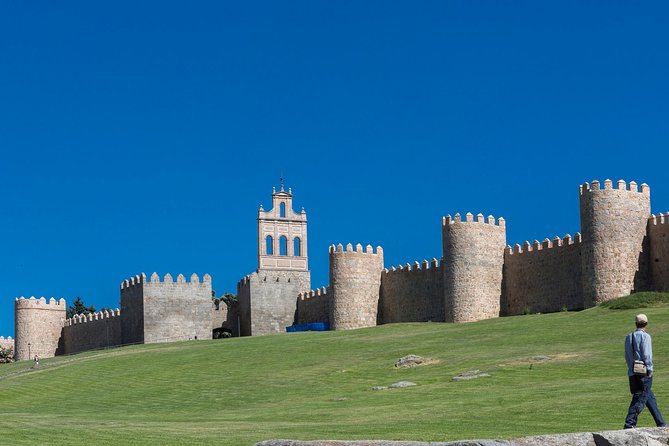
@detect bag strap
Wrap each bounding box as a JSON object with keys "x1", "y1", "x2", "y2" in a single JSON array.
[{"x1": 632, "y1": 331, "x2": 642, "y2": 362}]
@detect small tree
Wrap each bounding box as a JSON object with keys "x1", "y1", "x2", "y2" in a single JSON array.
[
  {"x1": 221, "y1": 292, "x2": 237, "y2": 307},
  {"x1": 67, "y1": 297, "x2": 96, "y2": 319}
]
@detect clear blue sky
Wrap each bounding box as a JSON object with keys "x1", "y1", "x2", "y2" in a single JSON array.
[{"x1": 2, "y1": 2, "x2": 669, "y2": 336}]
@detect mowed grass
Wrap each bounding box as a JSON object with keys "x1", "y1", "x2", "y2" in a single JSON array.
[{"x1": 1, "y1": 296, "x2": 668, "y2": 445}]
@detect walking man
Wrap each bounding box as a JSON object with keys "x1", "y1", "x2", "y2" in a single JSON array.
[{"x1": 624, "y1": 313, "x2": 667, "y2": 428}]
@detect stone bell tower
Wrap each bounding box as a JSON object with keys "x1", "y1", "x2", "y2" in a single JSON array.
[
  {"x1": 237, "y1": 181, "x2": 311, "y2": 336},
  {"x1": 257, "y1": 181, "x2": 309, "y2": 271}
]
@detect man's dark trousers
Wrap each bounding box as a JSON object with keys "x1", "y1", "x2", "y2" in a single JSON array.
[{"x1": 624, "y1": 375, "x2": 666, "y2": 428}]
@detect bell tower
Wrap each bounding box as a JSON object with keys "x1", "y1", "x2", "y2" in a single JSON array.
[
  {"x1": 257, "y1": 181, "x2": 308, "y2": 271},
  {"x1": 237, "y1": 182, "x2": 311, "y2": 336}
]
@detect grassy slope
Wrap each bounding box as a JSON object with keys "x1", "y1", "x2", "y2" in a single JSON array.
[{"x1": 2, "y1": 298, "x2": 669, "y2": 446}]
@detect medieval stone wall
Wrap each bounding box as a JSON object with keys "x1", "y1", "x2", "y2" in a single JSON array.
[
  {"x1": 580, "y1": 180, "x2": 652, "y2": 306},
  {"x1": 329, "y1": 243, "x2": 384, "y2": 330},
  {"x1": 62, "y1": 309, "x2": 122, "y2": 354},
  {"x1": 379, "y1": 259, "x2": 444, "y2": 323},
  {"x1": 14, "y1": 297, "x2": 66, "y2": 360},
  {"x1": 237, "y1": 275, "x2": 253, "y2": 336},
  {"x1": 120, "y1": 275, "x2": 145, "y2": 345},
  {"x1": 212, "y1": 300, "x2": 240, "y2": 336},
  {"x1": 442, "y1": 213, "x2": 506, "y2": 323},
  {"x1": 239, "y1": 270, "x2": 310, "y2": 336},
  {"x1": 649, "y1": 213, "x2": 669, "y2": 292},
  {"x1": 296, "y1": 287, "x2": 330, "y2": 324},
  {"x1": 141, "y1": 272, "x2": 213, "y2": 343},
  {"x1": 502, "y1": 234, "x2": 583, "y2": 315}
]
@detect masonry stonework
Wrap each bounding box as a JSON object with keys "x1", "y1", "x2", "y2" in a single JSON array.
[
  {"x1": 329, "y1": 244, "x2": 384, "y2": 330},
  {"x1": 580, "y1": 180, "x2": 652, "y2": 306},
  {"x1": 237, "y1": 184, "x2": 312, "y2": 336},
  {"x1": 238, "y1": 270, "x2": 310, "y2": 336},
  {"x1": 9, "y1": 179, "x2": 669, "y2": 361},
  {"x1": 141, "y1": 272, "x2": 213, "y2": 343},
  {"x1": 63, "y1": 309, "x2": 122, "y2": 355},
  {"x1": 649, "y1": 213, "x2": 669, "y2": 292},
  {"x1": 296, "y1": 287, "x2": 330, "y2": 325},
  {"x1": 502, "y1": 234, "x2": 583, "y2": 315},
  {"x1": 14, "y1": 297, "x2": 66, "y2": 360},
  {"x1": 11, "y1": 271, "x2": 218, "y2": 361},
  {"x1": 379, "y1": 259, "x2": 444, "y2": 323},
  {"x1": 442, "y1": 213, "x2": 506, "y2": 323}
]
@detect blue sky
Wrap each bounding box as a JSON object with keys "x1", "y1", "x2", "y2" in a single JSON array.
[{"x1": 1, "y1": 2, "x2": 668, "y2": 336}]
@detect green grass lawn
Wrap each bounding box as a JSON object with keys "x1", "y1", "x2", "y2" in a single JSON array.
[{"x1": 1, "y1": 296, "x2": 667, "y2": 445}]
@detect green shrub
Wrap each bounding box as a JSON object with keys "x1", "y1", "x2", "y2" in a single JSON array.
[{"x1": 599, "y1": 292, "x2": 669, "y2": 310}]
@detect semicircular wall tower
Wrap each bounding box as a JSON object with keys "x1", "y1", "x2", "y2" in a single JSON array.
[
  {"x1": 14, "y1": 297, "x2": 66, "y2": 360},
  {"x1": 442, "y1": 213, "x2": 506, "y2": 323},
  {"x1": 580, "y1": 179, "x2": 651, "y2": 306},
  {"x1": 329, "y1": 243, "x2": 384, "y2": 330}
]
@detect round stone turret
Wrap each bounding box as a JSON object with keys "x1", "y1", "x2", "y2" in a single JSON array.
[
  {"x1": 442, "y1": 213, "x2": 506, "y2": 323},
  {"x1": 14, "y1": 296, "x2": 66, "y2": 360},
  {"x1": 329, "y1": 243, "x2": 384, "y2": 330},
  {"x1": 579, "y1": 179, "x2": 651, "y2": 306}
]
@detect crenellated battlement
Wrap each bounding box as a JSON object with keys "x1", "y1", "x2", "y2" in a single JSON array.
[
  {"x1": 298, "y1": 286, "x2": 329, "y2": 301},
  {"x1": 650, "y1": 213, "x2": 669, "y2": 225},
  {"x1": 442, "y1": 213, "x2": 505, "y2": 227},
  {"x1": 579, "y1": 179, "x2": 650, "y2": 195},
  {"x1": 579, "y1": 178, "x2": 652, "y2": 306},
  {"x1": 506, "y1": 233, "x2": 582, "y2": 255},
  {"x1": 237, "y1": 274, "x2": 252, "y2": 288},
  {"x1": 64, "y1": 308, "x2": 121, "y2": 327},
  {"x1": 329, "y1": 243, "x2": 383, "y2": 256},
  {"x1": 120, "y1": 273, "x2": 146, "y2": 290},
  {"x1": 0, "y1": 336, "x2": 14, "y2": 349},
  {"x1": 15, "y1": 296, "x2": 66, "y2": 360},
  {"x1": 121, "y1": 272, "x2": 212, "y2": 291},
  {"x1": 383, "y1": 258, "x2": 441, "y2": 275},
  {"x1": 15, "y1": 296, "x2": 66, "y2": 309}
]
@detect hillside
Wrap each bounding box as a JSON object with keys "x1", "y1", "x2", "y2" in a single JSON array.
[{"x1": 2, "y1": 296, "x2": 669, "y2": 446}]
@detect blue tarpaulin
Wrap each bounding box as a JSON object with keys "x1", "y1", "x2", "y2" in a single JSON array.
[{"x1": 286, "y1": 322, "x2": 330, "y2": 332}]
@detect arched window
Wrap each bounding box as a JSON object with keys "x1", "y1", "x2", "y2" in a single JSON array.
[
  {"x1": 279, "y1": 236, "x2": 288, "y2": 256},
  {"x1": 266, "y1": 235, "x2": 274, "y2": 255},
  {"x1": 293, "y1": 237, "x2": 301, "y2": 256},
  {"x1": 280, "y1": 202, "x2": 286, "y2": 218}
]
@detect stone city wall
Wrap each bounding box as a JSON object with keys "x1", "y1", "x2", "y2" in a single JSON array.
[
  {"x1": 238, "y1": 270, "x2": 311, "y2": 336},
  {"x1": 329, "y1": 243, "x2": 384, "y2": 330},
  {"x1": 649, "y1": 212, "x2": 669, "y2": 292},
  {"x1": 502, "y1": 234, "x2": 583, "y2": 315},
  {"x1": 442, "y1": 213, "x2": 506, "y2": 323},
  {"x1": 296, "y1": 287, "x2": 330, "y2": 325},
  {"x1": 580, "y1": 180, "x2": 652, "y2": 306},
  {"x1": 237, "y1": 275, "x2": 253, "y2": 336},
  {"x1": 14, "y1": 297, "x2": 66, "y2": 360},
  {"x1": 379, "y1": 259, "x2": 444, "y2": 323},
  {"x1": 120, "y1": 274, "x2": 145, "y2": 345},
  {"x1": 142, "y1": 272, "x2": 213, "y2": 343},
  {"x1": 62, "y1": 309, "x2": 122, "y2": 355},
  {"x1": 212, "y1": 297, "x2": 240, "y2": 336}
]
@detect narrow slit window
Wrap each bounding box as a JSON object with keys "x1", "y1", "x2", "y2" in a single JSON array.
[
  {"x1": 293, "y1": 237, "x2": 301, "y2": 256},
  {"x1": 280, "y1": 202, "x2": 286, "y2": 218}
]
